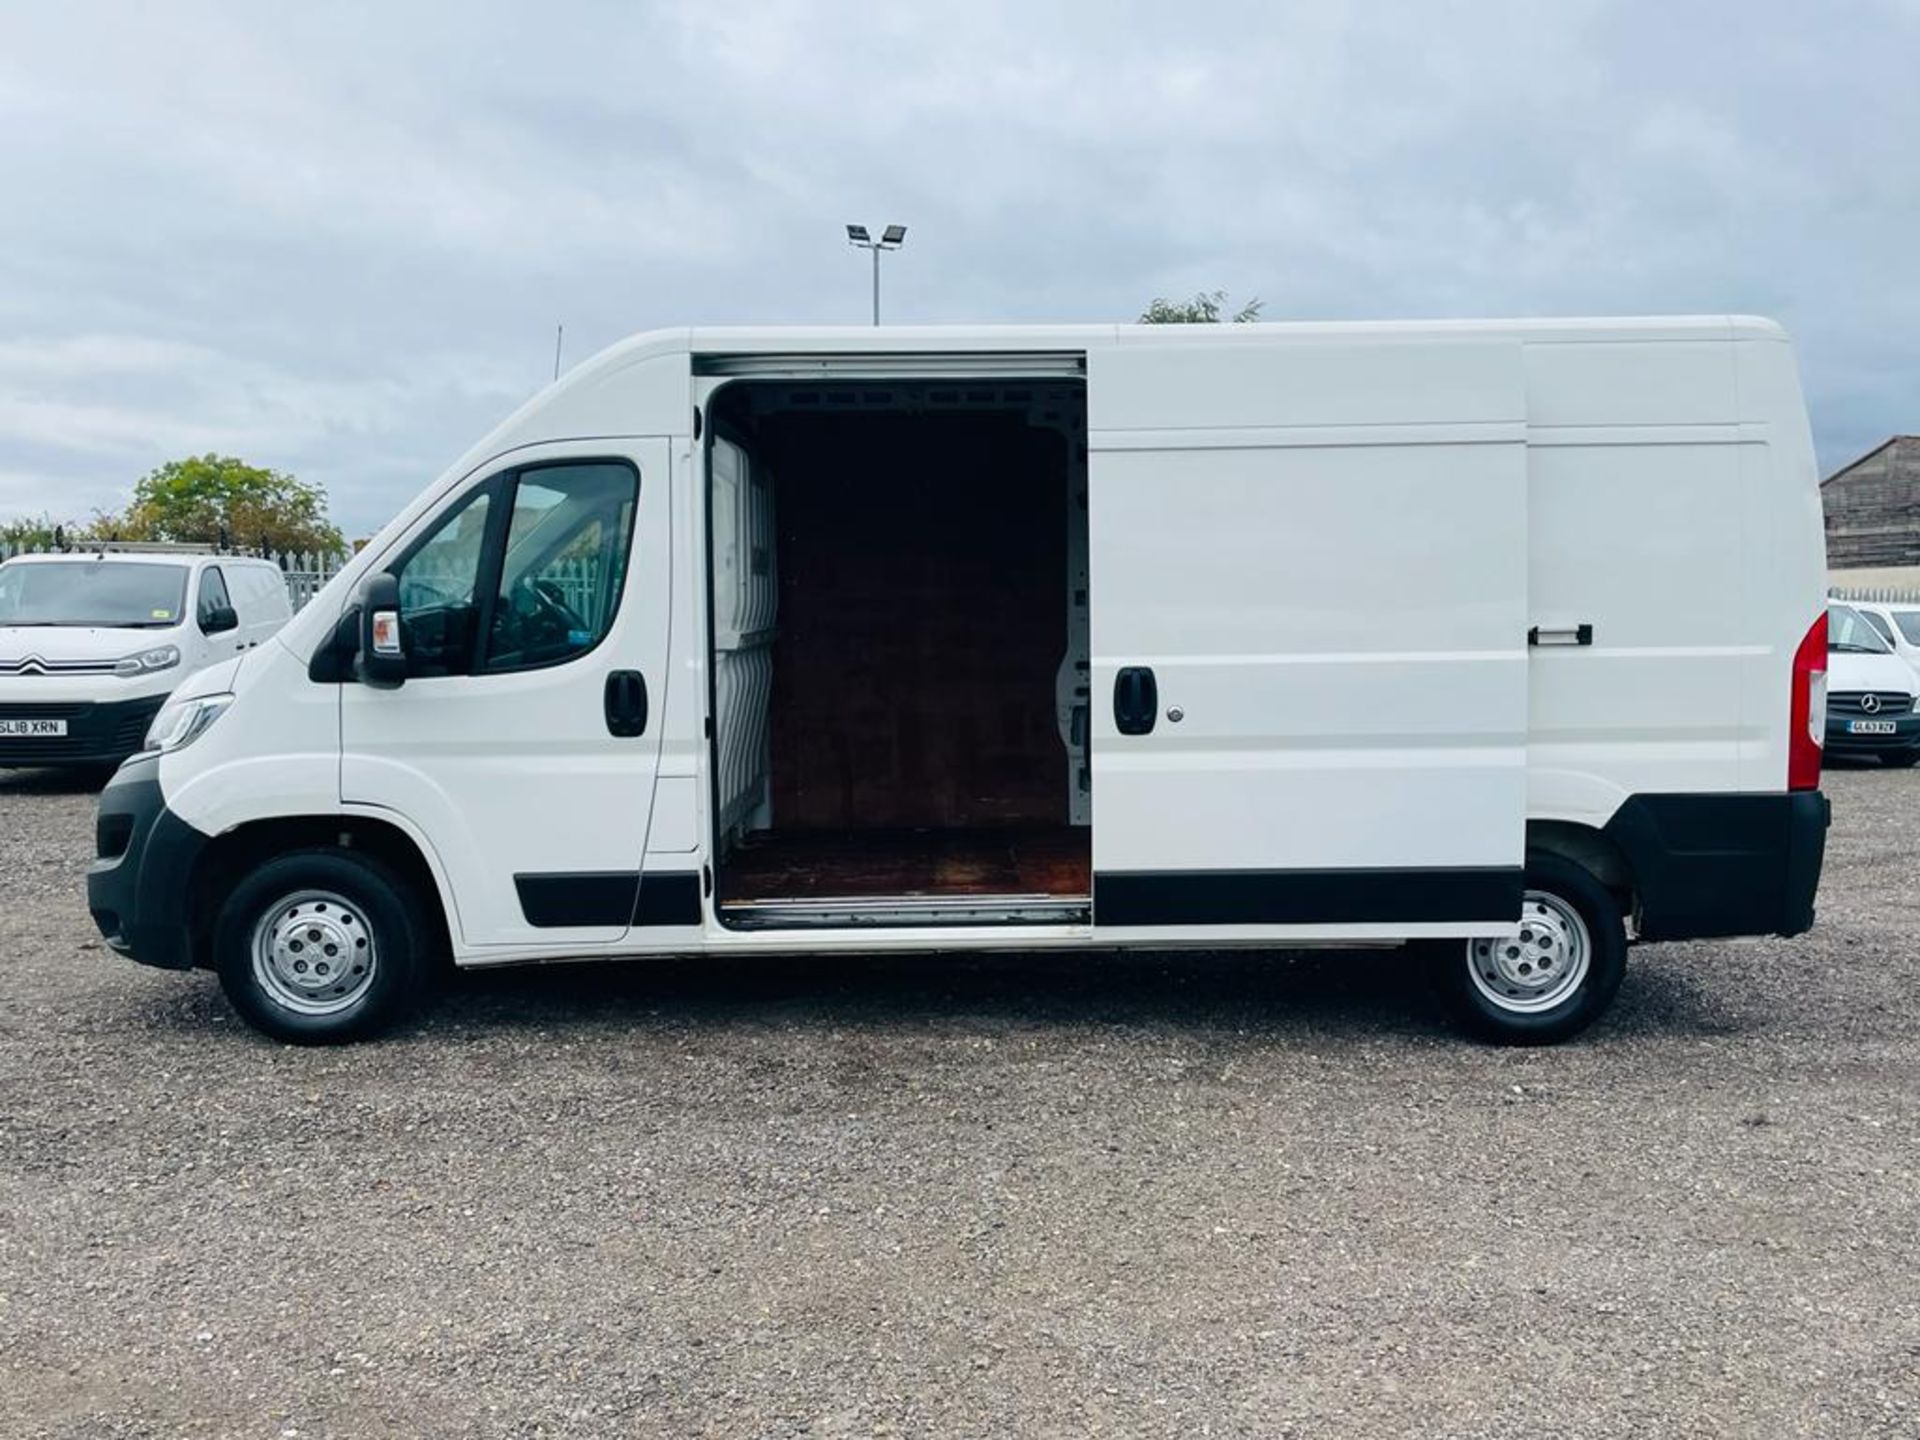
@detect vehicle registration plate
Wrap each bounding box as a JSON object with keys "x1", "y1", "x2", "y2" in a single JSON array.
[
  {"x1": 0, "y1": 718, "x2": 67, "y2": 737},
  {"x1": 1848, "y1": 719, "x2": 1897, "y2": 735}
]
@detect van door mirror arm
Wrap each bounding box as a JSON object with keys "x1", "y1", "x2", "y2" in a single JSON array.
[
  {"x1": 357, "y1": 572, "x2": 408, "y2": 688},
  {"x1": 308, "y1": 604, "x2": 362, "y2": 683}
]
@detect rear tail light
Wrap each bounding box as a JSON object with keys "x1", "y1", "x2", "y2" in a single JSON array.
[{"x1": 1788, "y1": 611, "x2": 1827, "y2": 791}]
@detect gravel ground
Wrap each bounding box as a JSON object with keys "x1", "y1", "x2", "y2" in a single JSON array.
[{"x1": 1, "y1": 766, "x2": 1917, "y2": 1439}]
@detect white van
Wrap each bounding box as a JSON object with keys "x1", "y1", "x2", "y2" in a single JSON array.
[
  {"x1": 1823, "y1": 602, "x2": 1920, "y2": 766},
  {"x1": 0, "y1": 547, "x2": 291, "y2": 769},
  {"x1": 86, "y1": 317, "x2": 1831, "y2": 1046}
]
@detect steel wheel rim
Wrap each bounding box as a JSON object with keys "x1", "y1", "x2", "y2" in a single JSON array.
[
  {"x1": 250, "y1": 889, "x2": 378, "y2": 1017},
  {"x1": 1465, "y1": 889, "x2": 1591, "y2": 1014}
]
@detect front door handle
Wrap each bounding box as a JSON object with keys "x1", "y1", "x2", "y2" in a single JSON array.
[
  {"x1": 604, "y1": 670, "x2": 649, "y2": 737},
  {"x1": 1114, "y1": 666, "x2": 1158, "y2": 735}
]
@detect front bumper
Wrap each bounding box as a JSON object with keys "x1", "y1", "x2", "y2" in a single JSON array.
[
  {"x1": 86, "y1": 755, "x2": 210, "y2": 970},
  {"x1": 1602, "y1": 790, "x2": 1829, "y2": 942},
  {"x1": 0, "y1": 693, "x2": 168, "y2": 767},
  {"x1": 1824, "y1": 711, "x2": 1920, "y2": 757}
]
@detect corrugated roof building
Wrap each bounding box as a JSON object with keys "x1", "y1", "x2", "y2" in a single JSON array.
[{"x1": 1824, "y1": 436, "x2": 1920, "y2": 568}]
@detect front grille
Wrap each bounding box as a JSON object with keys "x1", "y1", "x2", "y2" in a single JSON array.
[
  {"x1": 1830, "y1": 691, "x2": 1913, "y2": 716},
  {"x1": 108, "y1": 707, "x2": 157, "y2": 754},
  {"x1": 0, "y1": 702, "x2": 93, "y2": 720},
  {"x1": 0, "y1": 698, "x2": 164, "y2": 761}
]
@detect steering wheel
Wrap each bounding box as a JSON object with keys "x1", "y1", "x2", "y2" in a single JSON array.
[
  {"x1": 491, "y1": 576, "x2": 587, "y2": 664},
  {"x1": 531, "y1": 578, "x2": 587, "y2": 632}
]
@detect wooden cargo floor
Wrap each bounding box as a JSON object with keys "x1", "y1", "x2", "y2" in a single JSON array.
[{"x1": 718, "y1": 826, "x2": 1091, "y2": 903}]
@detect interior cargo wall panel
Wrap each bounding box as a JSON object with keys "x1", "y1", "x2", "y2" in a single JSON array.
[{"x1": 710, "y1": 434, "x2": 779, "y2": 841}]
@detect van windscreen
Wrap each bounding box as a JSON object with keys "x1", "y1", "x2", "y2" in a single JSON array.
[
  {"x1": 1827, "y1": 604, "x2": 1891, "y2": 655},
  {"x1": 0, "y1": 562, "x2": 189, "y2": 628}
]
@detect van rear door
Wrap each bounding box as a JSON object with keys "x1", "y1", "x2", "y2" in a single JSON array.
[{"x1": 1087, "y1": 333, "x2": 1529, "y2": 939}]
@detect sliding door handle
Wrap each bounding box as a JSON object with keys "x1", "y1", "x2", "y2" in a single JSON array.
[{"x1": 1114, "y1": 666, "x2": 1158, "y2": 735}]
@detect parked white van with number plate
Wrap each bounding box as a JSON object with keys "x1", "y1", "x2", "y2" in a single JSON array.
[
  {"x1": 0, "y1": 548, "x2": 290, "y2": 769},
  {"x1": 87, "y1": 318, "x2": 1831, "y2": 1046},
  {"x1": 1822, "y1": 602, "x2": 1920, "y2": 766}
]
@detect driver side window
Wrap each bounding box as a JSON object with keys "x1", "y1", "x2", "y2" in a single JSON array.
[
  {"x1": 481, "y1": 463, "x2": 637, "y2": 674},
  {"x1": 388, "y1": 460, "x2": 638, "y2": 679}
]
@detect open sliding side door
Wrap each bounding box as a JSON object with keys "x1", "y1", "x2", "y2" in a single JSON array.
[{"x1": 1087, "y1": 333, "x2": 1529, "y2": 941}]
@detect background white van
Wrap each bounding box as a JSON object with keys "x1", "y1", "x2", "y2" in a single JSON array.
[
  {"x1": 0, "y1": 548, "x2": 291, "y2": 769},
  {"x1": 1823, "y1": 601, "x2": 1920, "y2": 767}
]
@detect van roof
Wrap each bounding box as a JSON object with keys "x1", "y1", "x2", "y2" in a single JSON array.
[
  {"x1": 556, "y1": 314, "x2": 1784, "y2": 370},
  {"x1": 0, "y1": 551, "x2": 276, "y2": 568},
  {"x1": 2, "y1": 550, "x2": 197, "y2": 567},
  {"x1": 670, "y1": 314, "x2": 1788, "y2": 351}
]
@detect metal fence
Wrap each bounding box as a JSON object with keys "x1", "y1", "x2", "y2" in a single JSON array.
[
  {"x1": 0, "y1": 542, "x2": 350, "y2": 613},
  {"x1": 1830, "y1": 585, "x2": 1920, "y2": 605},
  {"x1": 274, "y1": 551, "x2": 348, "y2": 611}
]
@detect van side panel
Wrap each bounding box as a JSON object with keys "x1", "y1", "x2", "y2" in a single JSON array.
[
  {"x1": 1525, "y1": 437, "x2": 1747, "y2": 819},
  {"x1": 1087, "y1": 336, "x2": 1529, "y2": 936},
  {"x1": 1524, "y1": 331, "x2": 1823, "y2": 824}
]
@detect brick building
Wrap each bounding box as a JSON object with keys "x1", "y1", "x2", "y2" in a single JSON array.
[{"x1": 1823, "y1": 436, "x2": 1920, "y2": 568}]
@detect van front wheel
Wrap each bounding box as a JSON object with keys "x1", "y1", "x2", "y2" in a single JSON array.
[
  {"x1": 1432, "y1": 854, "x2": 1626, "y2": 1045},
  {"x1": 214, "y1": 849, "x2": 433, "y2": 1044}
]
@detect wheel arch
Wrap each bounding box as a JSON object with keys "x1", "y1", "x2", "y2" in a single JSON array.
[
  {"x1": 1525, "y1": 818, "x2": 1635, "y2": 919},
  {"x1": 187, "y1": 814, "x2": 454, "y2": 969}
]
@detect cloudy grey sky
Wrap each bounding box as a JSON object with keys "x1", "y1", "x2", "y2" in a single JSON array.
[{"x1": 2, "y1": 0, "x2": 1915, "y2": 536}]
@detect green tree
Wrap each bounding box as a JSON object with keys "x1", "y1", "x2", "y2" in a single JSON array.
[
  {"x1": 111, "y1": 454, "x2": 344, "y2": 554},
  {"x1": 1138, "y1": 290, "x2": 1264, "y2": 324},
  {"x1": 0, "y1": 511, "x2": 118, "y2": 551},
  {"x1": 0, "y1": 513, "x2": 65, "y2": 551}
]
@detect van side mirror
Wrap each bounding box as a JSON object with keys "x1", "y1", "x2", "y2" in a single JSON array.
[
  {"x1": 357, "y1": 572, "x2": 408, "y2": 688},
  {"x1": 201, "y1": 604, "x2": 239, "y2": 635}
]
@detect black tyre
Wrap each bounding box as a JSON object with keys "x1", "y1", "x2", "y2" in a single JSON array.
[
  {"x1": 214, "y1": 848, "x2": 435, "y2": 1044},
  {"x1": 1881, "y1": 752, "x2": 1920, "y2": 768},
  {"x1": 1431, "y1": 853, "x2": 1627, "y2": 1046}
]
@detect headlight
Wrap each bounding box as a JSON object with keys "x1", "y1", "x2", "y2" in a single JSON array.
[
  {"x1": 143, "y1": 693, "x2": 234, "y2": 754},
  {"x1": 114, "y1": 644, "x2": 181, "y2": 677}
]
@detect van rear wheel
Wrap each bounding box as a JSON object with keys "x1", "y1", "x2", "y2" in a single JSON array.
[
  {"x1": 214, "y1": 849, "x2": 433, "y2": 1044},
  {"x1": 1432, "y1": 854, "x2": 1626, "y2": 1045}
]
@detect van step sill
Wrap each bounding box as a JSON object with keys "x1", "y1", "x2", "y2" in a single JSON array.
[{"x1": 719, "y1": 893, "x2": 1091, "y2": 930}]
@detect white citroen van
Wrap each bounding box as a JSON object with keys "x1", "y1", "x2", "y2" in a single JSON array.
[
  {"x1": 87, "y1": 318, "x2": 1831, "y2": 1046},
  {"x1": 0, "y1": 547, "x2": 290, "y2": 769}
]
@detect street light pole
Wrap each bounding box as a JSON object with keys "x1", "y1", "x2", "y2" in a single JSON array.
[{"x1": 846, "y1": 223, "x2": 907, "y2": 325}]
